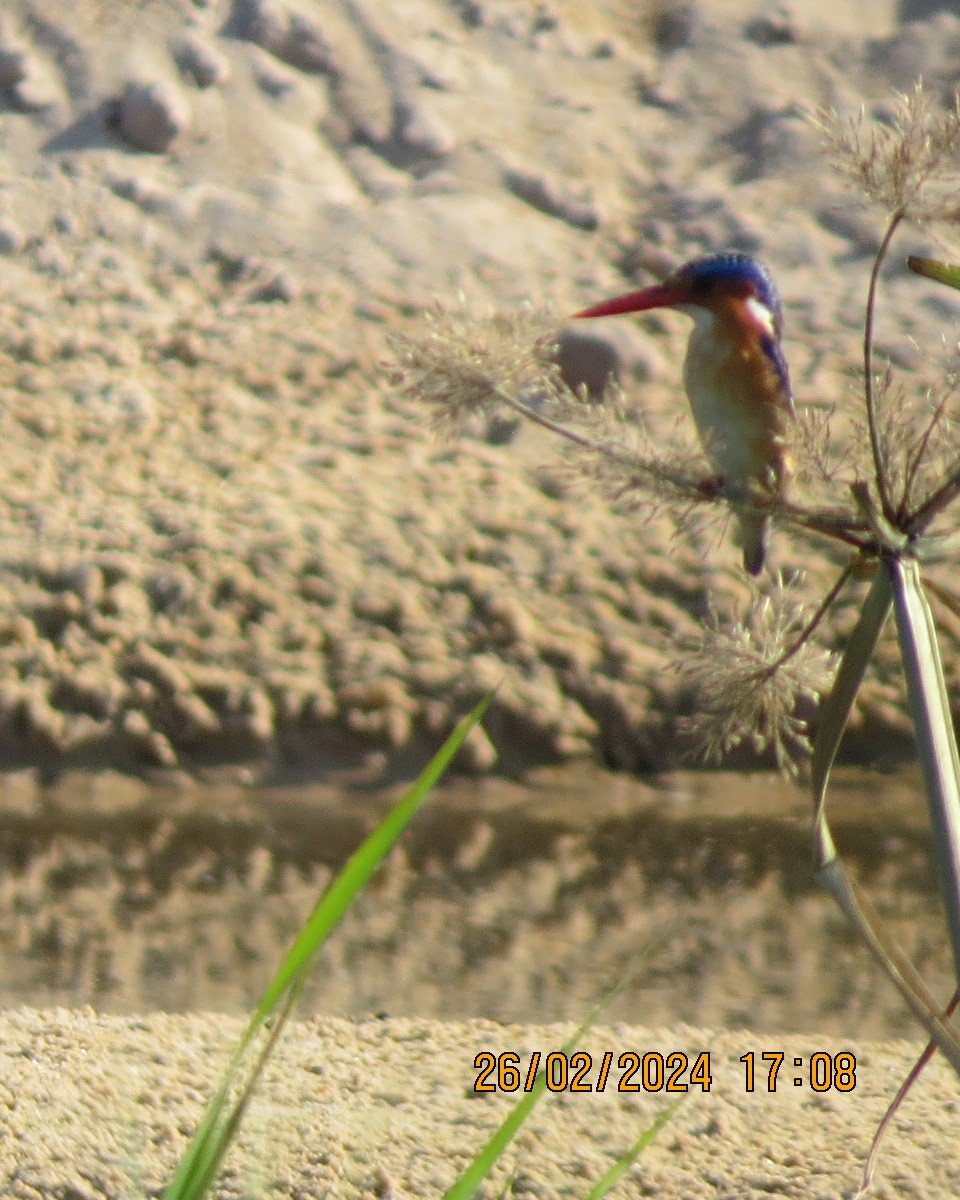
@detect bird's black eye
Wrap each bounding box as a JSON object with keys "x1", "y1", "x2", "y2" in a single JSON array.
[
  {"x1": 686, "y1": 268, "x2": 724, "y2": 296},
  {"x1": 686, "y1": 271, "x2": 717, "y2": 297}
]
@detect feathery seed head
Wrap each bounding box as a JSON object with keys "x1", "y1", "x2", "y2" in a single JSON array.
[{"x1": 809, "y1": 84, "x2": 960, "y2": 225}]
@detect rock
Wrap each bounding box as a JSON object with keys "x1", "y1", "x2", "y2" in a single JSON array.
[
  {"x1": 502, "y1": 165, "x2": 599, "y2": 230},
  {"x1": 397, "y1": 101, "x2": 456, "y2": 159},
  {"x1": 174, "y1": 33, "x2": 231, "y2": 88},
  {"x1": 0, "y1": 43, "x2": 59, "y2": 110},
  {"x1": 0, "y1": 46, "x2": 28, "y2": 89},
  {"x1": 248, "y1": 269, "x2": 299, "y2": 302},
  {"x1": 555, "y1": 329, "x2": 621, "y2": 400},
  {"x1": 233, "y1": 0, "x2": 333, "y2": 73},
  {"x1": 0, "y1": 220, "x2": 24, "y2": 255},
  {"x1": 117, "y1": 79, "x2": 191, "y2": 153}
]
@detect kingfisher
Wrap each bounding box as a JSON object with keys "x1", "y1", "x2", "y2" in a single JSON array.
[{"x1": 575, "y1": 253, "x2": 795, "y2": 574}]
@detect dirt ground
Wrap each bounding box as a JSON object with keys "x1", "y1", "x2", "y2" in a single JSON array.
[
  {"x1": 5, "y1": 1009, "x2": 960, "y2": 1200},
  {"x1": 0, "y1": 0, "x2": 959, "y2": 1195}
]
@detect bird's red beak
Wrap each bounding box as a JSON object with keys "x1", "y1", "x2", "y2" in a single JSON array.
[{"x1": 574, "y1": 282, "x2": 687, "y2": 319}]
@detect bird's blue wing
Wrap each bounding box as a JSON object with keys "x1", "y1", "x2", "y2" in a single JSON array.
[{"x1": 760, "y1": 332, "x2": 794, "y2": 416}]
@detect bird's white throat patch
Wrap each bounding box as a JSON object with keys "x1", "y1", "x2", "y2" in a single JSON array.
[
  {"x1": 744, "y1": 296, "x2": 776, "y2": 336},
  {"x1": 680, "y1": 304, "x2": 716, "y2": 336}
]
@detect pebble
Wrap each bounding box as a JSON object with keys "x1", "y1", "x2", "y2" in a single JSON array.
[
  {"x1": 744, "y1": 10, "x2": 798, "y2": 46},
  {"x1": 235, "y1": 0, "x2": 332, "y2": 74},
  {"x1": 650, "y1": 3, "x2": 700, "y2": 52},
  {"x1": 252, "y1": 54, "x2": 302, "y2": 101},
  {"x1": 815, "y1": 206, "x2": 882, "y2": 257},
  {"x1": 457, "y1": 723, "x2": 498, "y2": 772},
  {"x1": 117, "y1": 79, "x2": 191, "y2": 153},
  {"x1": 343, "y1": 145, "x2": 410, "y2": 200},
  {"x1": 502, "y1": 166, "x2": 598, "y2": 230},
  {"x1": 555, "y1": 329, "x2": 621, "y2": 400},
  {"x1": 174, "y1": 33, "x2": 231, "y2": 88},
  {"x1": 248, "y1": 269, "x2": 298, "y2": 303},
  {"x1": 100, "y1": 383, "x2": 159, "y2": 430},
  {"x1": 452, "y1": 0, "x2": 484, "y2": 28},
  {"x1": 727, "y1": 106, "x2": 816, "y2": 182},
  {"x1": 0, "y1": 220, "x2": 24, "y2": 255},
  {"x1": 396, "y1": 101, "x2": 456, "y2": 159},
  {"x1": 868, "y1": 13, "x2": 960, "y2": 92},
  {"x1": 0, "y1": 45, "x2": 59, "y2": 110},
  {"x1": 11, "y1": 56, "x2": 60, "y2": 111},
  {"x1": 0, "y1": 46, "x2": 28, "y2": 89}
]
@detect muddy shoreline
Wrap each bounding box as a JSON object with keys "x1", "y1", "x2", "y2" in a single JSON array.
[{"x1": 0, "y1": 1, "x2": 956, "y2": 784}]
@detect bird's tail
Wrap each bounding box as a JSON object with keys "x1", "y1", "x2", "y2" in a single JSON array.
[{"x1": 739, "y1": 514, "x2": 769, "y2": 576}]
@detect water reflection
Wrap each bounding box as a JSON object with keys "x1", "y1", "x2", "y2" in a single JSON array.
[{"x1": 0, "y1": 762, "x2": 945, "y2": 1037}]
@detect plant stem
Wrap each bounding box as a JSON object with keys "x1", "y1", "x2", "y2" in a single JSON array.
[
  {"x1": 864, "y1": 212, "x2": 903, "y2": 524},
  {"x1": 908, "y1": 457, "x2": 960, "y2": 537},
  {"x1": 500, "y1": 392, "x2": 872, "y2": 550}
]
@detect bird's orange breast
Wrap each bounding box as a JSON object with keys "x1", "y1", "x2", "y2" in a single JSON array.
[{"x1": 681, "y1": 298, "x2": 793, "y2": 498}]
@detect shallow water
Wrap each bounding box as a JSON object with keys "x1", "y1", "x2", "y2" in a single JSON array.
[{"x1": 0, "y1": 762, "x2": 947, "y2": 1038}]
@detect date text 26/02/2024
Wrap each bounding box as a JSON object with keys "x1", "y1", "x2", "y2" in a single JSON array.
[{"x1": 472, "y1": 1050, "x2": 858, "y2": 1094}]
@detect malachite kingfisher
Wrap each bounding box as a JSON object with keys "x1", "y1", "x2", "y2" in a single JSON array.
[{"x1": 575, "y1": 253, "x2": 795, "y2": 575}]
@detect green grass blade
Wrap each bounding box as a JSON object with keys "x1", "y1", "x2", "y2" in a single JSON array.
[
  {"x1": 248, "y1": 692, "x2": 494, "y2": 1029},
  {"x1": 809, "y1": 562, "x2": 960, "y2": 1078},
  {"x1": 811, "y1": 563, "x2": 892, "y2": 863},
  {"x1": 819, "y1": 860, "x2": 960, "y2": 1076},
  {"x1": 443, "y1": 956, "x2": 678, "y2": 1200},
  {"x1": 163, "y1": 693, "x2": 493, "y2": 1200},
  {"x1": 162, "y1": 1077, "x2": 233, "y2": 1200},
  {"x1": 166, "y1": 986, "x2": 301, "y2": 1200},
  {"x1": 907, "y1": 255, "x2": 960, "y2": 291},
  {"x1": 443, "y1": 1021, "x2": 590, "y2": 1200},
  {"x1": 164, "y1": 988, "x2": 305, "y2": 1200},
  {"x1": 889, "y1": 556, "x2": 960, "y2": 982},
  {"x1": 582, "y1": 1096, "x2": 684, "y2": 1200},
  {"x1": 444, "y1": 1071, "x2": 549, "y2": 1200}
]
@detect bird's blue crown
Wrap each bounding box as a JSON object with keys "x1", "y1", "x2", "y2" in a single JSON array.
[{"x1": 676, "y1": 253, "x2": 783, "y2": 326}]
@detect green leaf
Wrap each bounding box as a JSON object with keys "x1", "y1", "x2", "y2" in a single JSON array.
[
  {"x1": 248, "y1": 693, "x2": 493, "y2": 1031},
  {"x1": 810, "y1": 561, "x2": 960, "y2": 1080},
  {"x1": 163, "y1": 693, "x2": 494, "y2": 1200},
  {"x1": 582, "y1": 1097, "x2": 684, "y2": 1200},
  {"x1": 811, "y1": 563, "x2": 892, "y2": 862},
  {"x1": 443, "y1": 961, "x2": 672, "y2": 1200},
  {"x1": 907, "y1": 255, "x2": 960, "y2": 291},
  {"x1": 890, "y1": 557, "x2": 960, "y2": 983}
]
